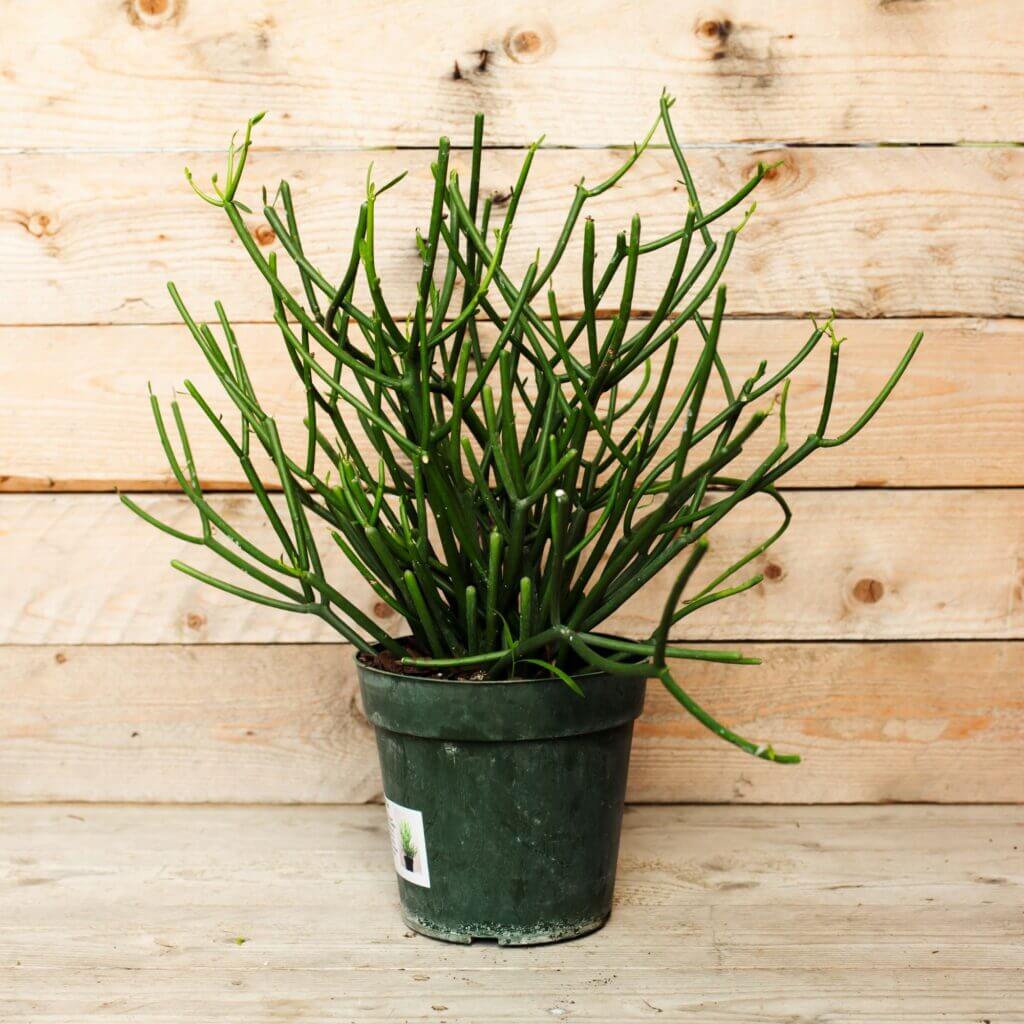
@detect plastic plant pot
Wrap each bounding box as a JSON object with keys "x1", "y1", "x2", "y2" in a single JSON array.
[{"x1": 358, "y1": 655, "x2": 646, "y2": 945}]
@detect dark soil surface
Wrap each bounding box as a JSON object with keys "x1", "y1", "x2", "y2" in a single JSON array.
[{"x1": 357, "y1": 640, "x2": 490, "y2": 681}]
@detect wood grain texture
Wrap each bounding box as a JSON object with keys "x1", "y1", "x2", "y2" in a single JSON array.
[
  {"x1": 2, "y1": 318, "x2": 1018, "y2": 491},
  {"x1": 2, "y1": 0, "x2": 1022, "y2": 819},
  {"x1": 2, "y1": 489, "x2": 1022, "y2": 645},
  {"x1": 3, "y1": 0, "x2": 1022, "y2": 148},
  {"x1": 3, "y1": 147, "x2": 1023, "y2": 324},
  {"x1": 1, "y1": 805, "x2": 1021, "y2": 1021},
  {"x1": 3, "y1": 643, "x2": 1021, "y2": 804}
]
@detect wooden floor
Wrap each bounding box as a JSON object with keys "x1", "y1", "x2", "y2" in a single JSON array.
[{"x1": 1, "y1": 805, "x2": 1021, "y2": 1022}]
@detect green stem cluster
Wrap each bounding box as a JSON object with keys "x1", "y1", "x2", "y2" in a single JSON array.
[{"x1": 125, "y1": 96, "x2": 922, "y2": 764}]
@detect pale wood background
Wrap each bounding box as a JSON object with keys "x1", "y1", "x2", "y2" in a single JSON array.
[{"x1": 2, "y1": 0, "x2": 1022, "y2": 804}]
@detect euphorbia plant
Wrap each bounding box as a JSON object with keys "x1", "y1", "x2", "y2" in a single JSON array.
[{"x1": 124, "y1": 95, "x2": 921, "y2": 764}]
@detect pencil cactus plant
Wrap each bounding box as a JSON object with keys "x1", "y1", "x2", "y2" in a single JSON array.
[{"x1": 124, "y1": 95, "x2": 921, "y2": 765}]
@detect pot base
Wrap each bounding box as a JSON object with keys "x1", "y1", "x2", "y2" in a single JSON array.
[{"x1": 401, "y1": 907, "x2": 609, "y2": 946}]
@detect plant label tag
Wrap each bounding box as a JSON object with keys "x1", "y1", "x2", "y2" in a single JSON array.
[{"x1": 384, "y1": 796, "x2": 430, "y2": 888}]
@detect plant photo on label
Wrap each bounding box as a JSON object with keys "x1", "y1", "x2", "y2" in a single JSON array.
[{"x1": 400, "y1": 820, "x2": 418, "y2": 872}]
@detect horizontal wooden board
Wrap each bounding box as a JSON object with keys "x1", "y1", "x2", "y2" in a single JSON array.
[
  {"x1": 3, "y1": 643, "x2": 1021, "y2": 804},
  {"x1": 1, "y1": 318, "x2": 1015, "y2": 491},
  {"x1": 1, "y1": 489, "x2": 1021, "y2": 644},
  {"x1": 3, "y1": 147, "x2": 1023, "y2": 324},
  {"x1": 2, "y1": 1, "x2": 1022, "y2": 148},
  {"x1": 1, "y1": 805, "x2": 1022, "y2": 1022}
]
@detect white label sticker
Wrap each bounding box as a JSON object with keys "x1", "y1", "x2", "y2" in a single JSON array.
[{"x1": 385, "y1": 796, "x2": 430, "y2": 888}]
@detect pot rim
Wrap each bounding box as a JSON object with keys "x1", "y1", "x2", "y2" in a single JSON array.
[
  {"x1": 356, "y1": 635, "x2": 646, "y2": 686},
  {"x1": 358, "y1": 644, "x2": 647, "y2": 741}
]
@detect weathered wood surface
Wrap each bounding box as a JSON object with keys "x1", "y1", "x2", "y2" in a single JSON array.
[
  {"x1": 4, "y1": 147, "x2": 1023, "y2": 325},
  {"x1": 3, "y1": 0, "x2": 1022, "y2": 149},
  {"x1": 2, "y1": 0, "x2": 1022, "y2": 816},
  {"x1": 2, "y1": 489, "x2": 1022, "y2": 645},
  {"x1": 1, "y1": 805, "x2": 1021, "y2": 1021},
  {"x1": 2, "y1": 318, "x2": 1018, "y2": 491},
  {"x1": 3, "y1": 643, "x2": 1022, "y2": 804}
]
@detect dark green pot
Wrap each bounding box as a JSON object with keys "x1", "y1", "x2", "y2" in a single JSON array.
[{"x1": 357, "y1": 656, "x2": 646, "y2": 945}]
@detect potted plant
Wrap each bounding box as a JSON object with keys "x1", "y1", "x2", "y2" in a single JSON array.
[
  {"x1": 400, "y1": 821, "x2": 418, "y2": 872},
  {"x1": 123, "y1": 95, "x2": 922, "y2": 945}
]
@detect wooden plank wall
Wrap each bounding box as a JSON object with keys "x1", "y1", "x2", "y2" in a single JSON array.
[{"x1": 1, "y1": 0, "x2": 1022, "y2": 803}]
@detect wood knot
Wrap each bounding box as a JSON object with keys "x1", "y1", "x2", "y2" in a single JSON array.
[
  {"x1": 125, "y1": 0, "x2": 185, "y2": 28},
  {"x1": 54, "y1": 651, "x2": 68, "y2": 665},
  {"x1": 852, "y1": 578, "x2": 885, "y2": 604},
  {"x1": 760, "y1": 158, "x2": 788, "y2": 182},
  {"x1": 251, "y1": 223, "x2": 276, "y2": 246},
  {"x1": 186, "y1": 612, "x2": 207, "y2": 631},
  {"x1": 694, "y1": 14, "x2": 732, "y2": 57},
  {"x1": 504, "y1": 27, "x2": 550, "y2": 63},
  {"x1": 372, "y1": 601, "x2": 393, "y2": 619},
  {"x1": 24, "y1": 212, "x2": 58, "y2": 238},
  {"x1": 763, "y1": 562, "x2": 784, "y2": 582},
  {"x1": 696, "y1": 17, "x2": 732, "y2": 41},
  {"x1": 744, "y1": 152, "x2": 800, "y2": 197}
]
